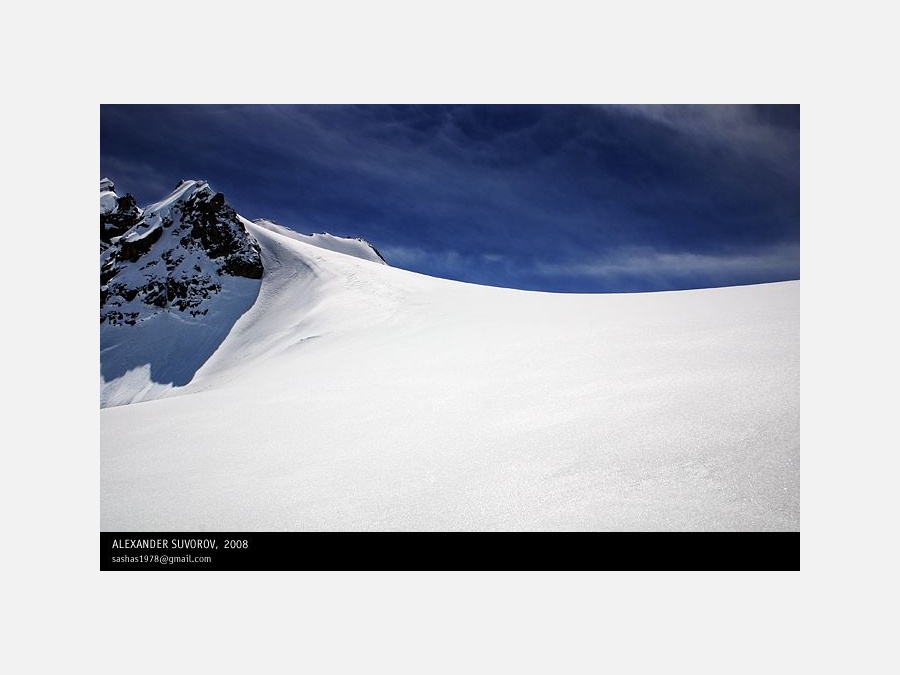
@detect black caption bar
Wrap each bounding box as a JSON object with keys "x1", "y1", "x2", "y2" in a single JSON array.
[{"x1": 100, "y1": 532, "x2": 799, "y2": 571}]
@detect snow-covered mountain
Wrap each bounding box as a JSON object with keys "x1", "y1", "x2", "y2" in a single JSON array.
[
  {"x1": 99, "y1": 179, "x2": 385, "y2": 406},
  {"x1": 100, "y1": 179, "x2": 263, "y2": 325},
  {"x1": 100, "y1": 180, "x2": 799, "y2": 531}
]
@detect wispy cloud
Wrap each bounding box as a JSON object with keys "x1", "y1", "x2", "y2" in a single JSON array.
[
  {"x1": 379, "y1": 244, "x2": 516, "y2": 278},
  {"x1": 533, "y1": 242, "x2": 800, "y2": 289},
  {"x1": 609, "y1": 104, "x2": 799, "y2": 178}
]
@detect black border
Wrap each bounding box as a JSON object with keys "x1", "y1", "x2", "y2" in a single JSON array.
[{"x1": 101, "y1": 532, "x2": 799, "y2": 571}]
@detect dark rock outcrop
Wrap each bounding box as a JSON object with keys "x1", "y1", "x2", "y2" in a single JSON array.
[
  {"x1": 100, "y1": 179, "x2": 263, "y2": 326},
  {"x1": 100, "y1": 192, "x2": 142, "y2": 245}
]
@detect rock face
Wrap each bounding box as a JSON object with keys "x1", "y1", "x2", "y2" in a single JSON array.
[
  {"x1": 100, "y1": 179, "x2": 264, "y2": 326},
  {"x1": 100, "y1": 178, "x2": 142, "y2": 250}
]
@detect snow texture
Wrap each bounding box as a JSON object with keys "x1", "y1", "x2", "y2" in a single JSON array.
[{"x1": 101, "y1": 220, "x2": 800, "y2": 532}]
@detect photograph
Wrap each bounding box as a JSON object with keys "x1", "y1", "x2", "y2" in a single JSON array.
[
  {"x1": 99, "y1": 104, "x2": 799, "y2": 569},
  {"x1": 15, "y1": 1, "x2": 890, "y2": 669}
]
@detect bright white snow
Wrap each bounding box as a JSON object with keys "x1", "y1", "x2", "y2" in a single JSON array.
[
  {"x1": 100, "y1": 178, "x2": 118, "y2": 215},
  {"x1": 101, "y1": 222, "x2": 799, "y2": 531},
  {"x1": 252, "y1": 218, "x2": 386, "y2": 264}
]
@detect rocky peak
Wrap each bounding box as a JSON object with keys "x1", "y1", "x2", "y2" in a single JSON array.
[
  {"x1": 100, "y1": 179, "x2": 263, "y2": 326},
  {"x1": 100, "y1": 178, "x2": 142, "y2": 249}
]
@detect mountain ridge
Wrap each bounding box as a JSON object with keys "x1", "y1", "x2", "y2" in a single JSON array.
[{"x1": 99, "y1": 178, "x2": 388, "y2": 406}]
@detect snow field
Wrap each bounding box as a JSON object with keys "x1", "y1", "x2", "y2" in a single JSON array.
[{"x1": 102, "y1": 223, "x2": 799, "y2": 531}]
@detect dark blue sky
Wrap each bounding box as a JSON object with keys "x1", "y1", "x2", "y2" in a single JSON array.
[{"x1": 101, "y1": 104, "x2": 799, "y2": 292}]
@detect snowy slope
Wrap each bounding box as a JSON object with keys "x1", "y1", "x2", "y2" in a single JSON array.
[
  {"x1": 253, "y1": 218, "x2": 387, "y2": 264},
  {"x1": 99, "y1": 180, "x2": 392, "y2": 407},
  {"x1": 101, "y1": 221, "x2": 800, "y2": 532}
]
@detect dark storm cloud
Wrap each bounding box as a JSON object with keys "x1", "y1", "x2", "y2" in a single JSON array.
[{"x1": 101, "y1": 104, "x2": 799, "y2": 292}]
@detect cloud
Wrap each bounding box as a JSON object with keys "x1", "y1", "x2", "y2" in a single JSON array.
[
  {"x1": 533, "y1": 242, "x2": 800, "y2": 288},
  {"x1": 609, "y1": 104, "x2": 799, "y2": 177},
  {"x1": 378, "y1": 244, "x2": 516, "y2": 280},
  {"x1": 379, "y1": 239, "x2": 799, "y2": 292}
]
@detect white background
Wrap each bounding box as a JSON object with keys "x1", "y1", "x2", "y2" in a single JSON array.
[{"x1": 5, "y1": 0, "x2": 891, "y2": 672}]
